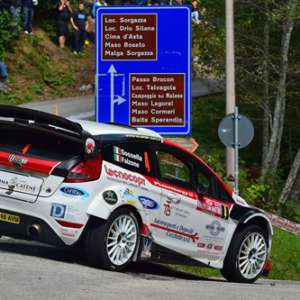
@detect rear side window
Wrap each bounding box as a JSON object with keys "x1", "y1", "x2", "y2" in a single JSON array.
[{"x1": 102, "y1": 142, "x2": 152, "y2": 176}]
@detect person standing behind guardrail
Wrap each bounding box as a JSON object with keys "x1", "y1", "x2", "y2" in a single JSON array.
[
  {"x1": 71, "y1": 2, "x2": 89, "y2": 55},
  {"x1": 57, "y1": 0, "x2": 73, "y2": 49},
  {"x1": 22, "y1": 0, "x2": 38, "y2": 34}
]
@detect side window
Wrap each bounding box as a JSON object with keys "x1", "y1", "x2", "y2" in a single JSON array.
[
  {"x1": 197, "y1": 168, "x2": 213, "y2": 196},
  {"x1": 102, "y1": 142, "x2": 152, "y2": 175},
  {"x1": 157, "y1": 150, "x2": 192, "y2": 189},
  {"x1": 196, "y1": 162, "x2": 233, "y2": 203}
]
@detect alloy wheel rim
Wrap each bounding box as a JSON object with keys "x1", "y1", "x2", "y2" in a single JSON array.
[
  {"x1": 238, "y1": 232, "x2": 267, "y2": 279},
  {"x1": 106, "y1": 215, "x2": 138, "y2": 266}
]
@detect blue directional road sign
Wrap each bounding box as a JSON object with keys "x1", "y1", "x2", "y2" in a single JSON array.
[{"x1": 96, "y1": 6, "x2": 191, "y2": 135}]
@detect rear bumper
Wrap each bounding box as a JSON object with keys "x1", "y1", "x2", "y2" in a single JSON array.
[
  {"x1": 0, "y1": 191, "x2": 90, "y2": 246},
  {"x1": 0, "y1": 208, "x2": 65, "y2": 247}
]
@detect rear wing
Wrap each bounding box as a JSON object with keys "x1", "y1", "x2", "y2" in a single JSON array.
[{"x1": 0, "y1": 105, "x2": 98, "y2": 157}]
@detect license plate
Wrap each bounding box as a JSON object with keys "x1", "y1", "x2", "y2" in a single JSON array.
[{"x1": 0, "y1": 212, "x2": 20, "y2": 224}]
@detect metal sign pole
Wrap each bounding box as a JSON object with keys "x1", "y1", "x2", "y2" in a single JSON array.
[
  {"x1": 234, "y1": 106, "x2": 239, "y2": 196},
  {"x1": 226, "y1": 0, "x2": 236, "y2": 179}
]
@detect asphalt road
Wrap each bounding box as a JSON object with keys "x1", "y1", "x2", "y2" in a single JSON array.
[{"x1": 0, "y1": 237, "x2": 299, "y2": 300}]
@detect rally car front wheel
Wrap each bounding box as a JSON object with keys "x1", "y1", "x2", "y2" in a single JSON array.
[
  {"x1": 85, "y1": 208, "x2": 140, "y2": 271},
  {"x1": 221, "y1": 225, "x2": 268, "y2": 283}
]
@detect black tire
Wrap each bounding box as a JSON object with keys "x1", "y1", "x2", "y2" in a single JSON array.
[
  {"x1": 85, "y1": 208, "x2": 140, "y2": 271},
  {"x1": 221, "y1": 225, "x2": 268, "y2": 283}
]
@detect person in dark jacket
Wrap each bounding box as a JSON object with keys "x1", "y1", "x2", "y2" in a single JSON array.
[
  {"x1": 71, "y1": 2, "x2": 89, "y2": 54},
  {"x1": 57, "y1": 0, "x2": 73, "y2": 48}
]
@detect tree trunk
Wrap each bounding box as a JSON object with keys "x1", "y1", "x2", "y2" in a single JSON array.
[
  {"x1": 278, "y1": 147, "x2": 300, "y2": 209},
  {"x1": 262, "y1": 0, "x2": 271, "y2": 164},
  {"x1": 290, "y1": 173, "x2": 300, "y2": 201},
  {"x1": 260, "y1": 0, "x2": 297, "y2": 180}
]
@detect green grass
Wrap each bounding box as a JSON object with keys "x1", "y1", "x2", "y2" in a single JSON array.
[{"x1": 174, "y1": 227, "x2": 300, "y2": 281}]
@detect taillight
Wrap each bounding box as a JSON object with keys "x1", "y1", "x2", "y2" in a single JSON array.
[{"x1": 64, "y1": 156, "x2": 102, "y2": 183}]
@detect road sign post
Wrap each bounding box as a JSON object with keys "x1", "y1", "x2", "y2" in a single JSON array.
[
  {"x1": 218, "y1": 107, "x2": 254, "y2": 197},
  {"x1": 96, "y1": 6, "x2": 191, "y2": 135}
]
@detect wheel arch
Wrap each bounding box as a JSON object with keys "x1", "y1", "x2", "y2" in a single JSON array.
[{"x1": 236, "y1": 213, "x2": 273, "y2": 248}]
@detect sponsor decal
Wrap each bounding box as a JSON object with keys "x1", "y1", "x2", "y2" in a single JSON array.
[
  {"x1": 122, "y1": 188, "x2": 138, "y2": 205},
  {"x1": 153, "y1": 180, "x2": 198, "y2": 200},
  {"x1": 113, "y1": 146, "x2": 143, "y2": 168},
  {"x1": 1, "y1": 176, "x2": 37, "y2": 195},
  {"x1": 103, "y1": 190, "x2": 118, "y2": 205},
  {"x1": 151, "y1": 218, "x2": 199, "y2": 243},
  {"x1": 104, "y1": 165, "x2": 146, "y2": 186},
  {"x1": 141, "y1": 237, "x2": 152, "y2": 259},
  {"x1": 8, "y1": 154, "x2": 28, "y2": 167},
  {"x1": 123, "y1": 188, "x2": 135, "y2": 198},
  {"x1": 197, "y1": 197, "x2": 230, "y2": 219},
  {"x1": 207, "y1": 243, "x2": 213, "y2": 250},
  {"x1": 197, "y1": 242, "x2": 206, "y2": 248},
  {"x1": 205, "y1": 221, "x2": 225, "y2": 236},
  {"x1": 164, "y1": 199, "x2": 172, "y2": 216},
  {"x1": 51, "y1": 203, "x2": 66, "y2": 219},
  {"x1": 85, "y1": 138, "x2": 96, "y2": 155},
  {"x1": 138, "y1": 196, "x2": 159, "y2": 210},
  {"x1": 214, "y1": 245, "x2": 223, "y2": 251},
  {"x1": 60, "y1": 187, "x2": 89, "y2": 198},
  {"x1": 197, "y1": 241, "x2": 224, "y2": 257},
  {"x1": 163, "y1": 200, "x2": 190, "y2": 219}
]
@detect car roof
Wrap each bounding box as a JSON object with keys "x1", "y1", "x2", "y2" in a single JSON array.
[{"x1": 74, "y1": 120, "x2": 163, "y2": 141}]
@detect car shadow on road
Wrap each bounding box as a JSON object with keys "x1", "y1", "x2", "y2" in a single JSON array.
[{"x1": 0, "y1": 238, "x2": 222, "y2": 282}]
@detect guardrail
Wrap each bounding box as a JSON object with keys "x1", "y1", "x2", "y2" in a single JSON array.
[{"x1": 263, "y1": 210, "x2": 300, "y2": 236}]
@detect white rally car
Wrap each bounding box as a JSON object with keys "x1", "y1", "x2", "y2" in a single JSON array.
[{"x1": 0, "y1": 105, "x2": 272, "y2": 283}]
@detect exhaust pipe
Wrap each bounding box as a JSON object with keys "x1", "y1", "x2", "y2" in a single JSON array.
[{"x1": 28, "y1": 223, "x2": 41, "y2": 239}]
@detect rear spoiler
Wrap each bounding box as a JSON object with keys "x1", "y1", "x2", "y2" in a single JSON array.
[{"x1": 0, "y1": 105, "x2": 98, "y2": 157}]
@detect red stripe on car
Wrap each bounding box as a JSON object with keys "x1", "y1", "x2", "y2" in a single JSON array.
[
  {"x1": 55, "y1": 220, "x2": 84, "y2": 229},
  {"x1": 0, "y1": 151, "x2": 59, "y2": 175}
]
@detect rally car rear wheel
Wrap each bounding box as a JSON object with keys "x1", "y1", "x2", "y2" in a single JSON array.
[
  {"x1": 221, "y1": 225, "x2": 268, "y2": 283},
  {"x1": 85, "y1": 208, "x2": 139, "y2": 271}
]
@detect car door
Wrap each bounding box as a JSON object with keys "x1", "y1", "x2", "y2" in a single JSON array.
[
  {"x1": 192, "y1": 161, "x2": 233, "y2": 262},
  {"x1": 150, "y1": 143, "x2": 234, "y2": 263},
  {"x1": 150, "y1": 144, "x2": 200, "y2": 256}
]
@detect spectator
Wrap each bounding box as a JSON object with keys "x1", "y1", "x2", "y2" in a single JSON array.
[
  {"x1": 0, "y1": 61, "x2": 8, "y2": 93},
  {"x1": 57, "y1": 0, "x2": 73, "y2": 48},
  {"x1": 22, "y1": 0, "x2": 38, "y2": 34},
  {"x1": 71, "y1": 2, "x2": 89, "y2": 54},
  {"x1": 191, "y1": 0, "x2": 202, "y2": 25}
]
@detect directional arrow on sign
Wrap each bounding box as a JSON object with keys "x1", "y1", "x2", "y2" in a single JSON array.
[{"x1": 108, "y1": 64, "x2": 127, "y2": 122}]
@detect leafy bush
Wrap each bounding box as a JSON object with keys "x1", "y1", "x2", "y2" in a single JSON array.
[{"x1": 0, "y1": 11, "x2": 21, "y2": 59}]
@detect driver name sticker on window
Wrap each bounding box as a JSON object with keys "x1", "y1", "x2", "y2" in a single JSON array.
[{"x1": 113, "y1": 146, "x2": 143, "y2": 168}]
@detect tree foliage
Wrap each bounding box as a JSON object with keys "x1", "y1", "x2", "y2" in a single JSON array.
[{"x1": 0, "y1": 11, "x2": 20, "y2": 59}]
